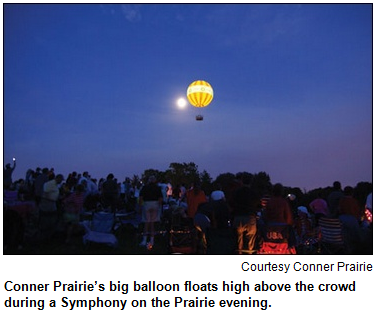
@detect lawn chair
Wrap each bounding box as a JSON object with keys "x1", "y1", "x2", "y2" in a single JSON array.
[
  {"x1": 318, "y1": 217, "x2": 345, "y2": 254},
  {"x1": 83, "y1": 211, "x2": 118, "y2": 248},
  {"x1": 258, "y1": 224, "x2": 296, "y2": 255},
  {"x1": 169, "y1": 212, "x2": 197, "y2": 254}
]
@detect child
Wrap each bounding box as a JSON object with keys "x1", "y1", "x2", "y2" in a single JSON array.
[{"x1": 294, "y1": 206, "x2": 313, "y2": 246}]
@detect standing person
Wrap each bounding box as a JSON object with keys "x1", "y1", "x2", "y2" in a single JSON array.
[
  {"x1": 166, "y1": 181, "x2": 173, "y2": 201},
  {"x1": 63, "y1": 183, "x2": 86, "y2": 243},
  {"x1": 132, "y1": 181, "x2": 143, "y2": 213},
  {"x1": 186, "y1": 182, "x2": 207, "y2": 219},
  {"x1": 338, "y1": 186, "x2": 363, "y2": 253},
  {"x1": 338, "y1": 186, "x2": 361, "y2": 220},
  {"x1": 120, "y1": 179, "x2": 128, "y2": 203},
  {"x1": 231, "y1": 176, "x2": 259, "y2": 254},
  {"x1": 78, "y1": 171, "x2": 90, "y2": 185},
  {"x1": 294, "y1": 206, "x2": 313, "y2": 245},
  {"x1": 4, "y1": 158, "x2": 16, "y2": 189},
  {"x1": 327, "y1": 181, "x2": 344, "y2": 217},
  {"x1": 158, "y1": 181, "x2": 168, "y2": 204},
  {"x1": 101, "y1": 173, "x2": 119, "y2": 212},
  {"x1": 25, "y1": 169, "x2": 35, "y2": 194},
  {"x1": 39, "y1": 174, "x2": 64, "y2": 241},
  {"x1": 65, "y1": 171, "x2": 78, "y2": 191},
  {"x1": 34, "y1": 168, "x2": 50, "y2": 205},
  {"x1": 179, "y1": 183, "x2": 187, "y2": 202},
  {"x1": 123, "y1": 177, "x2": 132, "y2": 204},
  {"x1": 139, "y1": 176, "x2": 163, "y2": 248},
  {"x1": 87, "y1": 177, "x2": 99, "y2": 197},
  {"x1": 309, "y1": 191, "x2": 329, "y2": 225},
  {"x1": 264, "y1": 183, "x2": 294, "y2": 225},
  {"x1": 210, "y1": 183, "x2": 229, "y2": 229}
]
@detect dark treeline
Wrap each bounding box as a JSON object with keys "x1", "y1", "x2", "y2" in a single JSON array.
[{"x1": 138, "y1": 162, "x2": 372, "y2": 211}]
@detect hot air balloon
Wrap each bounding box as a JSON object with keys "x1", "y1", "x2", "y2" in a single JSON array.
[{"x1": 186, "y1": 80, "x2": 213, "y2": 120}]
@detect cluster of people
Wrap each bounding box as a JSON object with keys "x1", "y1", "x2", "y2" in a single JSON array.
[
  {"x1": 3, "y1": 166, "x2": 145, "y2": 247},
  {"x1": 155, "y1": 178, "x2": 372, "y2": 255},
  {"x1": 230, "y1": 179, "x2": 373, "y2": 254},
  {"x1": 3, "y1": 164, "x2": 373, "y2": 254},
  {"x1": 307, "y1": 181, "x2": 373, "y2": 253}
]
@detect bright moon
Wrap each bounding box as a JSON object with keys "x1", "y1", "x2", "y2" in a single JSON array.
[{"x1": 177, "y1": 98, "x2": 187, "y2": 109}]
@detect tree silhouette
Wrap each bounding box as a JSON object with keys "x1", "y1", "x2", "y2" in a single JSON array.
[{"x1": 135, "y1": 162, "x2": 371, "y2": 205}]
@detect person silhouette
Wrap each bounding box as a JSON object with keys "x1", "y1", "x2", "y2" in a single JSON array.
[
  {"x1": 4, "y1": 159, "x2": 16, "y2": 189},
  {"x1": 231, "y1": 175, "x2": 259, "y2": 254},
  {"x1": 327, "y1": 181, "x2": 344, "y2": 217},
  {"x1": 139, "y1": 176, "x2": 163, "y2": 248}
]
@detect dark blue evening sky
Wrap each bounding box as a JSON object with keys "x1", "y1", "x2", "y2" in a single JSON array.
[{"x1": 3, "y1": 3, "x2": 372, "y2": 191}]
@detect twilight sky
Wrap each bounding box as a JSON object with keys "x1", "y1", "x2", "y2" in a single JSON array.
[{"x1": 3, "y1": 3, "x2": 372, "y2": 191}]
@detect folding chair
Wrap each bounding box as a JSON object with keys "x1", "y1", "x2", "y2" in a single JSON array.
[
  {"x1": 169, "y1": 214, "x2": 197, "y2": 254},
  {"x1": 318, "y1": 217, "x2": 345, "y2": 254},
  {"x1": 258, "y1": 224, "x2": 296, "y2": 255},
  {"x1": 83, "y1": 212, "x2": 118, "y2": 248}
]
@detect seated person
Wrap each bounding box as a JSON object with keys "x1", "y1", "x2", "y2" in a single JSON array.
[
  {"x1": 294, "y1": 206, "x2": 314, "y2": 245},
  {"x1": 63, "y1": 184, "x2": 86, "y2": 243}
]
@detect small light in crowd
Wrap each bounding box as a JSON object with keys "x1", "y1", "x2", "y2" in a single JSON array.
[
  {"x1": 365, "y1": 208, "x2": 372, "y2": 222},
  {"x1": 287, "y1": 194, "x2": 296, "y2": 201}
]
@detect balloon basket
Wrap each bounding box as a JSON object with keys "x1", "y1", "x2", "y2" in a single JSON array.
[{"x1": 195, "y1": 115, "x2": 203, "y2": 121}]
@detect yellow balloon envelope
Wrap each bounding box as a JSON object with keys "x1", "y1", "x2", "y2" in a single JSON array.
[{"x1": 187, "y1": 80, "x2": 213, "y2": 108}]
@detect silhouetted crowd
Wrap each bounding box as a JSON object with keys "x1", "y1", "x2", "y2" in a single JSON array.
[{"x1": 3, "y1": 165, "x2": 373, "y2": 255}]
